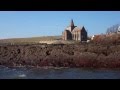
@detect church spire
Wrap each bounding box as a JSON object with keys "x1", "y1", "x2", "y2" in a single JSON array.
[{"x1": 70, "y1": 19, "x2": 74, "y2": 27}]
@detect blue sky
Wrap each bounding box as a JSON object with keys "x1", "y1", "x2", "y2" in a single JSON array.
[{"x1": 0, "y1": 11, "x2": 120, "y2": 39}]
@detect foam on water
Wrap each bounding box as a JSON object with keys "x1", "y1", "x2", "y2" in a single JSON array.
[{"x1": 18, "y1": 74, "x2": 26, "y2": 78}]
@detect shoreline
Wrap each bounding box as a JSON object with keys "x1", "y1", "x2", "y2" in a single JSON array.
[{"x1": 1, "y1": 65, "x2": 120, "y2": 71}]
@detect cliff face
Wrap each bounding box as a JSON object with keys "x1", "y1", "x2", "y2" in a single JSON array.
[{"x1": 0, "y1": 44, "x2": 120, "y2": 68}]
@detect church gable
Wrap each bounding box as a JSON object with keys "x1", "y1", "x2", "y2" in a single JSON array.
[
  {"x1": 81, "y1": 27, "x2": 87, "y2": 41},
  {"x1": 81, "y1": 26, "x2": 87, "y2": 32}
]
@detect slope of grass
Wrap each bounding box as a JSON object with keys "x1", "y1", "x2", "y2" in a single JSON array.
[{"x1": 0, "y1": 36, "x2": 62, "y2": 44}]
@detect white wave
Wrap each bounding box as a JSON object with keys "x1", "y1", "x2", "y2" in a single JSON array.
[{"x1": 18, "y1": 74, "x2": 26, "y2": 78}]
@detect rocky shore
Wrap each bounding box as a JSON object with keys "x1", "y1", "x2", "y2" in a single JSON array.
[{"x1": 0, "y1": 43, "x2": 120, "y2": 68}]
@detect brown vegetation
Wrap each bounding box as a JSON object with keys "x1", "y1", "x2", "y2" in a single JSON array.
[
  {"x1": 0, "y1": 34, "x2": 120, "y2": 68},
  {"x1": 0, "y1": 43, "x2": 120, "y2": 68},
  {"x1": 92, "y1": 34, "x2": 120, "y2": 45}
]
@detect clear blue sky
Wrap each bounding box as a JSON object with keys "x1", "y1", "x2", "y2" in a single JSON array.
[{"x1": 0, "y1": 11, "x2": 120, "y2": 39}]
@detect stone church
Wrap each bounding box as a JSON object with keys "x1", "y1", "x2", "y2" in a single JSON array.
[{"x1": 62, "y1": 19, "x2": 88, "y2": 41}]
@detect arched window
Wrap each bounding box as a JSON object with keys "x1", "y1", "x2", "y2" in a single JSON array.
[
  {"x1": 72, "y1": 34, "x2": 74, "y2": 40},
  {"x1": 73, "y1": 33, "x2": 75, "y2": 40},
  {"x1": 75, "y1": 33, "x2": 77, "y2": 40},
  {"x1": 74, "y1": 33, "x2": 76, "y2": 39},
  {"x1": 78, "y1": 32, "x2": 79, "y2": 39},
  {"x1": 77, "y1": 32, "x2": 79, "y2": 40}
]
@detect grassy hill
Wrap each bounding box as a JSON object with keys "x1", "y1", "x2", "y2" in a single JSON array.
[{"x1": 0, "y1": 36, "x2": 62, "y2": 45}]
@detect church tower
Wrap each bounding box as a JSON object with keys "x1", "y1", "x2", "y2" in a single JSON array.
[
  {"x1": 70, "y1": 19, "x2": 74, "y2": 27},
  {"x1": 66, "y1": 19, "x2": 76, "y2": 32},
  {"x1": 70, "y1": 19, "x2": 75, "y2": 32}
]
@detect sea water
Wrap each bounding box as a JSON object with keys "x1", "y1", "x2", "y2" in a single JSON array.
[{"x1": 0, "y1": 65, "x2": 120, "y2": 79}]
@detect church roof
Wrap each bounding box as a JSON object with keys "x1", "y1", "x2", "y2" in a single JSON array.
[
  {"x1": 72, "y1": 26, "x2": 82, "y2": 32},
  {"x1": 64, "y1": 20, "x2": 86, "y2": 33},
  {"x1": 64, "y1": 30, "x2": 71, "y2": 33}
]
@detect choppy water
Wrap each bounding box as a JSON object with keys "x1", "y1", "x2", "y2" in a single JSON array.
[{"x1": 0, "y1": 65, "x2": 120, "y2": 79}]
